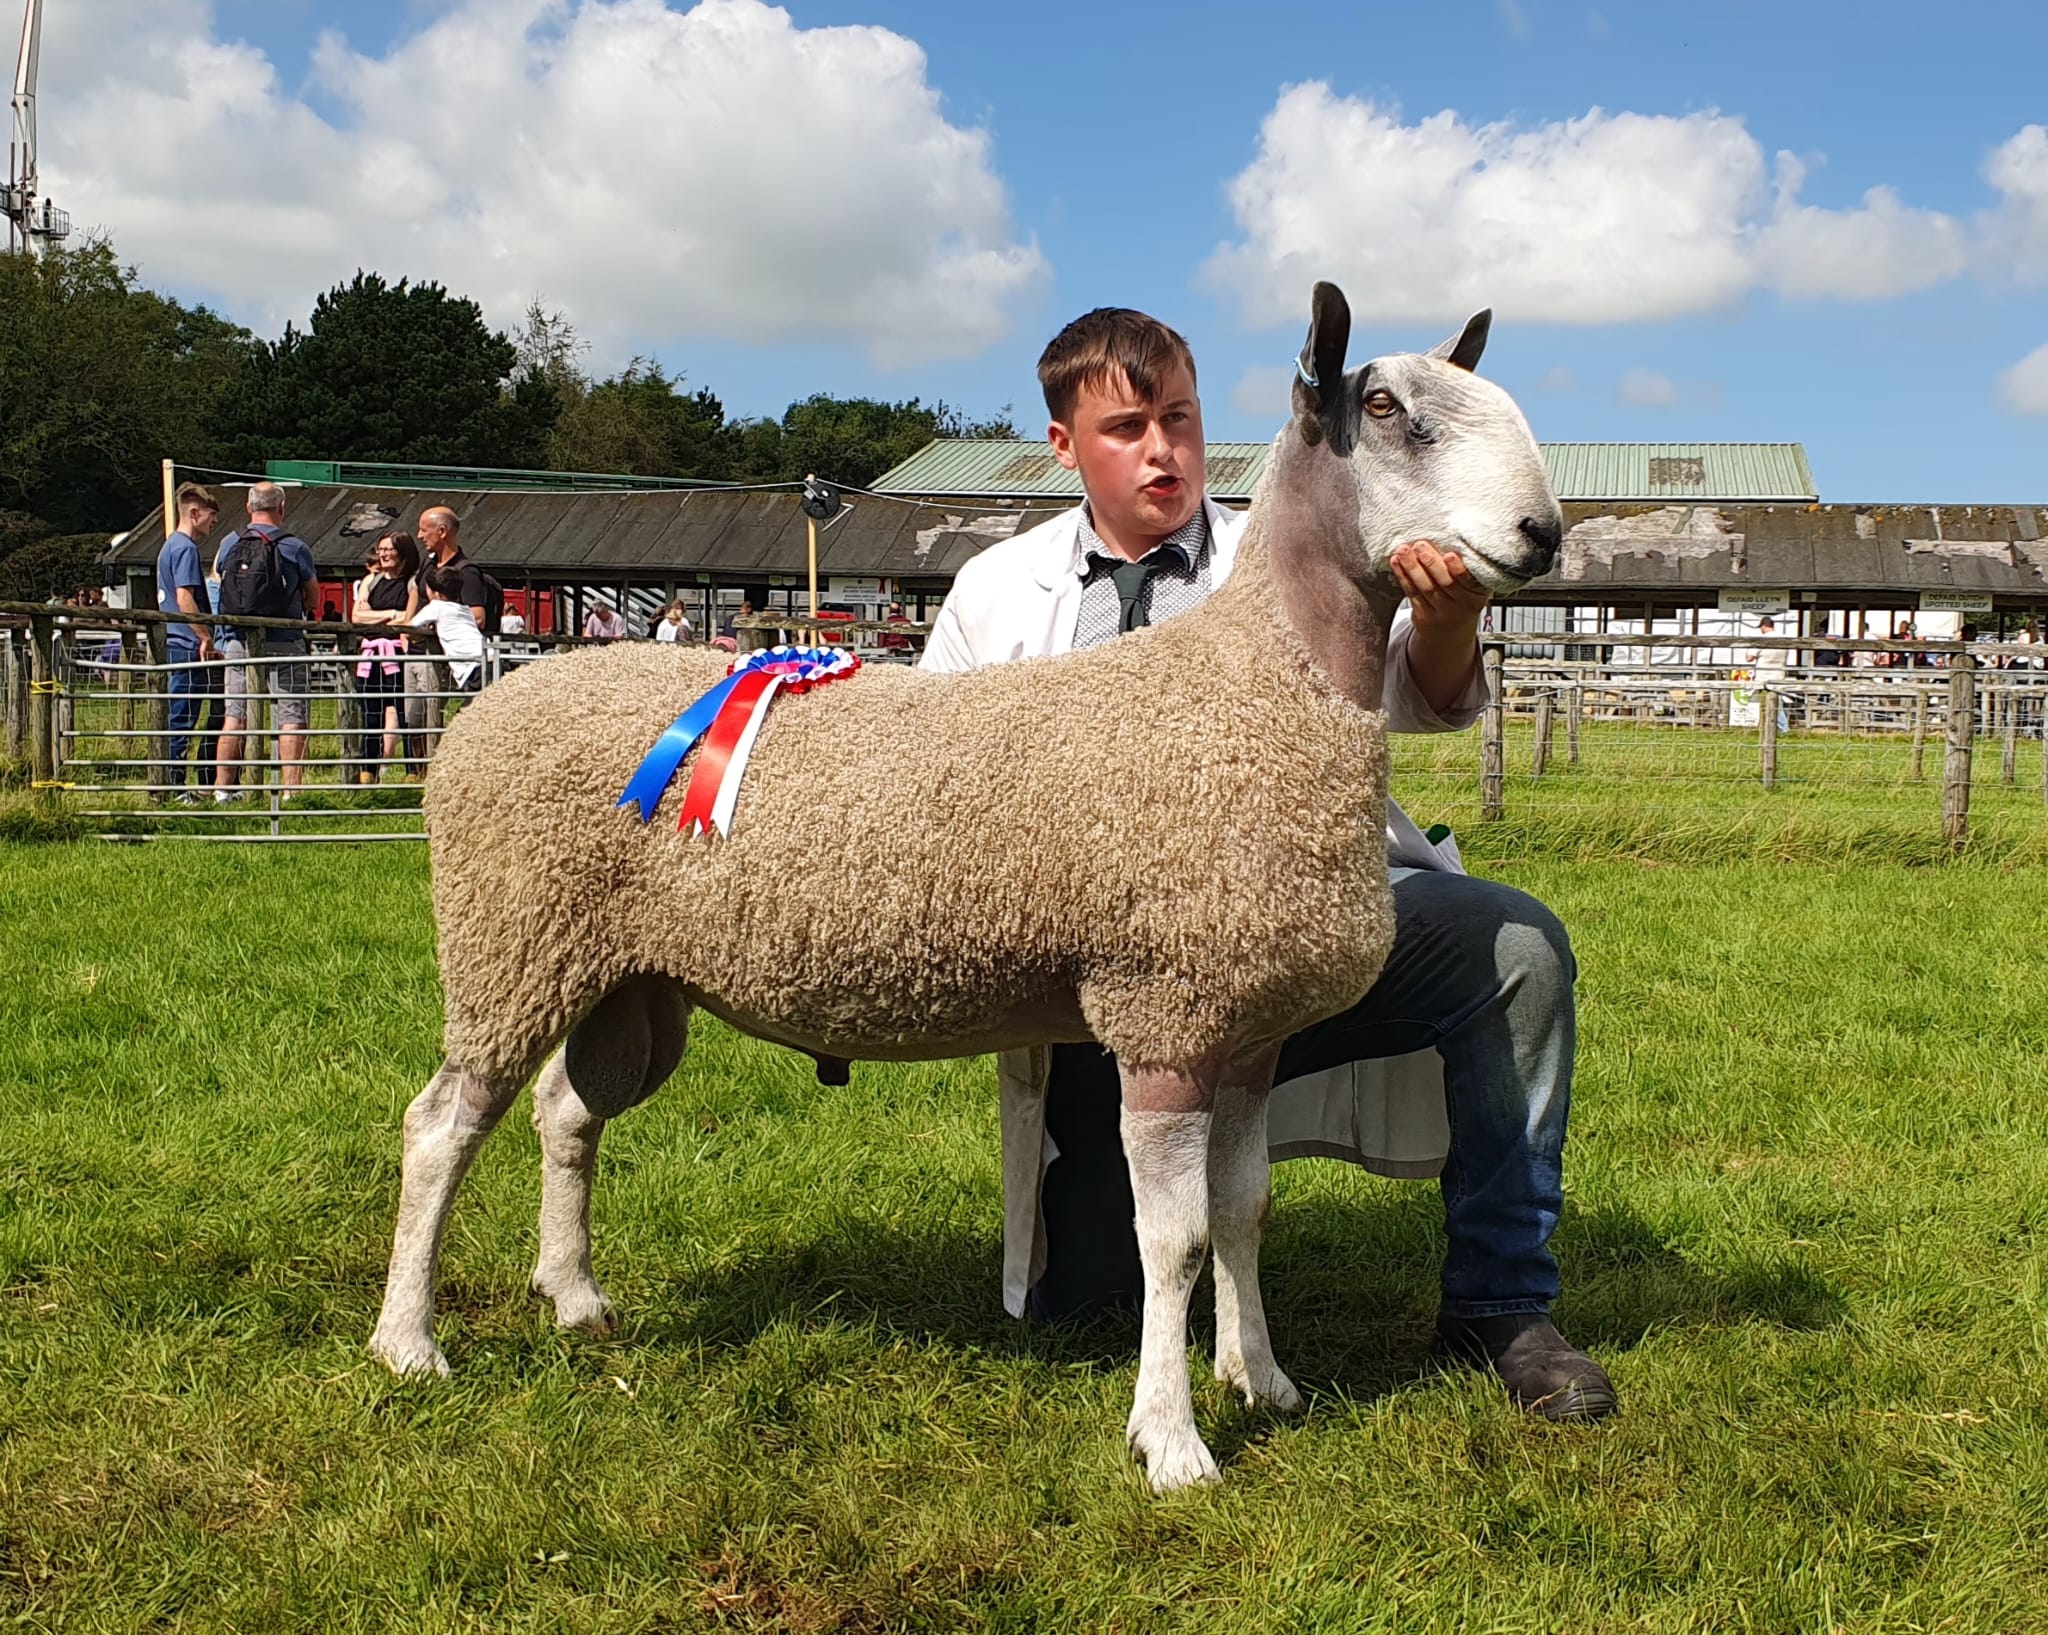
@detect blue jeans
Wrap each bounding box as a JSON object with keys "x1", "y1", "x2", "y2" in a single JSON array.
[
  {"x1": 1035, "y1": 870, "x2": 1575, "y2": 1320},
  {"x1": 166, "y1": 642, "x2": 200, "y2": 785}
]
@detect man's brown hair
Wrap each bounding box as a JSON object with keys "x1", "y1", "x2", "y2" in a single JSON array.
[
  {"x1": 1037, "y1": 307, "x2": 1197, "y2": 425},
  {"x1": 174, "y1": 481, "x2": 217, "y2": 517}
]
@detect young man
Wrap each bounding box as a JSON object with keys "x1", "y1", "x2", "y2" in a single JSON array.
[
  {"x1": 920, "y1": 307, "x2": 1613, "y2": 1421},
  {"x1": 214, "y1": 482, "x2": 318, "y2": 797},
  {"x1": 154, "y1": 482, "x2": 220, "y2": 796}
]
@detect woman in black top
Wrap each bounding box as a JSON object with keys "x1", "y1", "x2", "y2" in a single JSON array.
[{"x1": 350, "y1": 532, "x2": 421, "y2": 780}]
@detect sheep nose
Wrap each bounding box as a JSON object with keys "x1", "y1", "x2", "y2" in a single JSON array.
[{"x1": 1518, "y1": 513, "x2": 1562, "y2": 558}]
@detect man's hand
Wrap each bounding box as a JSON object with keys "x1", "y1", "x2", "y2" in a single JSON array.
[
  {"x1": 1392, "y1": 539, "x2": 1491, "y2": 715},
  {"x1": 1391, "y1": 540, "x2": 1492, "y2": 630},
  {"x1": 198, "y1": 636, "x2": 217, "y2": 661}
]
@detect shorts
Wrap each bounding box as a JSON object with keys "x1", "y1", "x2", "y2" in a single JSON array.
[{"x1": 222, "y1": 635, "x2": 311, "y2": 729}]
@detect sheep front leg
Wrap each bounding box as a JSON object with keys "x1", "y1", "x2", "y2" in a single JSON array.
[
  {"x1": 370, "y1": 1061, "x2": 522, "y2": 1377},
  {"x1": 1119, "y1": 1063, "x2": 1219, "y2": 1493},
  {"x1": 1209, "y1": 1051, "x2": 1300, "y2": 1415}
]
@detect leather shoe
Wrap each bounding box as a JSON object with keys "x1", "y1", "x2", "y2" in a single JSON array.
[{"x1": 1435, "y1": 1313, "x2": 1617, "y2": 1423}]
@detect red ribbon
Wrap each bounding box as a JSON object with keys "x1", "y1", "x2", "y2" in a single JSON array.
[{"x1": 675, "y1": 668, "x2": 779, "y2": 836}]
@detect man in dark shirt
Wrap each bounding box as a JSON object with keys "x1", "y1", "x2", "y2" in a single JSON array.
[{"x1": 413, "y1": 507, "x2": 487, "y2": 626}]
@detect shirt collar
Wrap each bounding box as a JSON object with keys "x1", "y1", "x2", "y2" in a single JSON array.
[{"x1": 1073, "y1": 503, "x2": 1209, "y2": 580}]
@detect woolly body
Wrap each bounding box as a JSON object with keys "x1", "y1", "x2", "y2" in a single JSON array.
[{"x1": 427, "y1": 518, "x2": 1393, "y2": 1083}]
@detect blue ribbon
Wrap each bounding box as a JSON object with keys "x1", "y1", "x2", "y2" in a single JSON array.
[{"x1": 616, "y1": 671, "x2": 749, "y2": 821}]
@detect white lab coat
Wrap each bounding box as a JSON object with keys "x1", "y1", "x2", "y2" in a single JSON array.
[{"x1": 919, "y1": 497, "x2": 1488, "y2": 1315}]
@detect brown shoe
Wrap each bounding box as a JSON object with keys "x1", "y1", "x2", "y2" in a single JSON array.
[{"x1": 1436, "y1": 1313, "x2": 1617, "y2": 1423}]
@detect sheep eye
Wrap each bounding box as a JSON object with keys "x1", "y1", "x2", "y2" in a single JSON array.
[{"x1": 1364, "y1": 389, "x2": 1399, "y2": 419}]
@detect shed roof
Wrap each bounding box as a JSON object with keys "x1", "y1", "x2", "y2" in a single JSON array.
[
  {"x1": 105, "y1": 489, "x2": 2048, "y2": 606},
  {"x1": 870, "y1": 440, "x2": 1820, "y2": 504}
]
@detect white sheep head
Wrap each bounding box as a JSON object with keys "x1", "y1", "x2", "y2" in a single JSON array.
[{"x1": 1291, "y1": 281, "x2": 1562, "y2": 597}]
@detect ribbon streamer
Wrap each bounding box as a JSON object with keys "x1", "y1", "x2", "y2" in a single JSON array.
[
  {"x1": 616, "y1": 670, "x2": 748, "y2": 821},
  {"x1": 675, "y1": 670, "x2": 781, "y2": 837}
]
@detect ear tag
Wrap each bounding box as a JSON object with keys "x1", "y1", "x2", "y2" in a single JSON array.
[{"x1": 1295, "y1": 356, "x2": 1319, "y2": 389}]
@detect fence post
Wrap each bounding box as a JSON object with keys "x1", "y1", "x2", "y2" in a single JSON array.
[
  {"x1": 1566, "y1": 684, "x2": 1581, "y2": 764},
  {"x1": 3, "y1": 634, "x2": 22, "y2": 762},
  {"x1": 1759, "y1": 687, "x2": 1778, "y2": 791},
  {"x1": 1532, "y1": 689, "x2": 1554, "y2": 779},
  {"x1": 28, "y1": 613, "x2": 57, "y2": 813},
  {"x1": 144, "y1": 621, "x2": 169, "y2": 804},
  {"x1": 2001, "y1": 683, "x2": 2018, "y2": 787},
  {"x1": 1480, "y1": 646, "x2": 1505, "y2": 822},
  {"x1": 1911, "y1": 689, "x2": 1928, "y2": 781},
  {"x1": 1942, "y1": 652, "x2": 1976, "y2": 854}
]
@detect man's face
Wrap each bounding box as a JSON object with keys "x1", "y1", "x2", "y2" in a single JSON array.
[
  {"x1": 1048, "y1": 362, "x2": 1205, "y2": 548},
  {"x1": 184, "y1": 506, "x2": 218, "y2": 538},
  {"x1": 420, "y1": 514, "x2": 449, "y2": 554}
]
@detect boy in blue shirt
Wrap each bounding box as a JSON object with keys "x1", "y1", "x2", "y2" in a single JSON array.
[{"x1": 153, "y1": 483, "x2": 221, "y2": 796}]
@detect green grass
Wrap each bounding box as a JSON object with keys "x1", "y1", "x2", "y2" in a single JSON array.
[{"x1": 5, "y1": 839, "x2": 2048, "y2": 1632}]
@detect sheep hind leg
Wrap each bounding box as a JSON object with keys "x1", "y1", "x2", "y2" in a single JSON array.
[
  {"x1": 1119, "y1": 1062, "x2": 1221, "y2": 1493},
  {"x1": 1209, "y1": 1051, "x2": 1300, "y2": 1415},
  {"x1": 530, "y1": 975, "x2": 691, "y2": 1337},
  {"x1": 370, "y1": 1059, "x2": 526, "y2": 1378}
]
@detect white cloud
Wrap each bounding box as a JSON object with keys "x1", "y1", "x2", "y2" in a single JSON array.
[
  {"x1": 1997, "y1": 343, "x2": 2048, "y2": 416},
  {"x1": 1203, "y1": 84, "x2": 1976, "y2": 327},
  {"x1": 39, "y1": 0, "x2": 1047, "y2": 366},
  {"x1": 1230, "y1": 363, "x2": 1298, "y2": 418},
  {"x1": 1618, "y1": 367, "x2": 1679, "y2": 407},
  {"x1": 1982, "y1": 124, "x2": 2048, "y2": 283},
  {"x1": 1536, "y1": 365, "x2": 1578, "y2": 392}
]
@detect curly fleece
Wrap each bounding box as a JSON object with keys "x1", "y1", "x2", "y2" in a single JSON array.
[{"x1": 423, "y1": 529, "x2": 1394, "y2": 1088}]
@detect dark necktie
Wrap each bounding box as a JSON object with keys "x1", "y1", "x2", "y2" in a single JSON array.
[{"x1": 1109, "y1": 558, "x2": 1161, "y2": 632}]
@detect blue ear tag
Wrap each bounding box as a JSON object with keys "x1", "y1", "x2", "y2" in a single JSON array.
[{"x1": 1296, "y1": 356, "x2": 1319, "y2": 388}]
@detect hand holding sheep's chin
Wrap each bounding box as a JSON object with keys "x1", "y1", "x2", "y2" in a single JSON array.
[{"x1": 1392, "y1": 539, "x2": 1491, "y2": 712}]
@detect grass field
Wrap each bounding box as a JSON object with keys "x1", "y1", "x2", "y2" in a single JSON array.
[{"x1": 5, "y1": 827, "x2": 2048, "y2": 1631}]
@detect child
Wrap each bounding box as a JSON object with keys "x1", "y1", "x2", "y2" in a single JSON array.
[{"x1": 410, "y1": 562, "x2": 486, "y2": 693}]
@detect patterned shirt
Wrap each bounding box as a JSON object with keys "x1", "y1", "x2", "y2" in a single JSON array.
[{"x1": 1070, "y1": 505, "x2": 1214, "y2": 651}]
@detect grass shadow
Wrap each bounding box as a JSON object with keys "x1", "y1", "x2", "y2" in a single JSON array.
[{"x1": 638, "y1": 1187, "x2": 1849, "y2": 1404}]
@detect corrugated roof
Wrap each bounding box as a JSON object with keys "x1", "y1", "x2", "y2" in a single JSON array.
[
  {"x1": 1539, "y1": 443, "x2": 1816, "y2": 502},
  {"x1": 872, "y1": 440, "x2": 1275, "y2": 500},
  {"x1": 873, "y1": 439, "x2": 1819, "y2": 504},
  {"x1": 104, "y1": 487, "x2": 2048, "y2": 605}
]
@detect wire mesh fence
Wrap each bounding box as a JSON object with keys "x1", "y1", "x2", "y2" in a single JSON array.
[{"x1": 7, "y1": 608, "x2": 2047, "y2": 853}]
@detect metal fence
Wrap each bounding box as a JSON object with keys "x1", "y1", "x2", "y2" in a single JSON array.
[{"x1": 7, "y1": 609, "x2": 2047, "y2": 851}]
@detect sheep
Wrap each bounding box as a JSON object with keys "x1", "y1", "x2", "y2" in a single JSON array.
[{"x1": 369, "y1": 282, "x2": 1564, "y2": 1492}]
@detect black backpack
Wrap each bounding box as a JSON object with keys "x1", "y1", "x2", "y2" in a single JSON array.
[
  {"x1": 478, "y1": 569, "x2": 506, "y2": 636},
  {"x1": 217, "y1": 525, "x2": 301, "y2": 624}
]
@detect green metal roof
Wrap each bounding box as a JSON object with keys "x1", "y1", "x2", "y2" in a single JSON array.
[
  {"x1": 265, "y1": 458, "x2": 735, "y2": 493},
  {"x1": 872, "y1": 439, "x2": 1818, "y2": 504},
  {"x1": 1538, "y1": 443, "x2": 1816, "y2": 503}
]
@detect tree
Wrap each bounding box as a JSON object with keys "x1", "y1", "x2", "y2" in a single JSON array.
[
  {"x1": 209, "y1": 272, "x2": 559, "y2": 472},
  {"x1": 545, "y1": 360, "x2": 736, "y2": 480},
  {"x1": 738, "y1": 395, "x2": 1018, "y2": 489},
  {"x1": 0, "y1": 238, "x2": 253, "y2": 535}
]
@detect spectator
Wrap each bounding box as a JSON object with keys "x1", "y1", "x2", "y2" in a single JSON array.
[
  {"x1": 411, "y1": 562, "x2": 485, "y2": 694},
  {"x1": 405, "y1": 508, "x2": 487, "y2": 766},
  {"x1": 213, "y1": 482, "x2": 318, "y2": 799},
  {"x1": 154, "y1": 481, "x2": 221, "y2": 800},
  {"x1": 351, "y1": 531, "x2": 420, "y2": 781},
  {"x1": 584, "y1": 599, "x2": 628, "y2": 641},
  {"x1": 654, "y1": 599, "x2": 693, "y2": 643},
  {"x1": 499, "y1": 605, "x2": 527, "y2": 637},
  {"x1": 1747, "y1": 616, "x2": 1790, "y2": 732}
]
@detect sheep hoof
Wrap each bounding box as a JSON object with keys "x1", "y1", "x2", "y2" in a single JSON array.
[
  {"x1": 532, "y1": 1274, "x2": 618, "y2": 1336},
  {"x1": 1127, "y1": 1412, "x2": 1222, "y2": 1494},
  {"x1": 369, "y1": 1327, "x2": 452, "y2": 1379},
  {"x1": 1216, "y1": 1353, "x2": 1303, "y2": 1414}
]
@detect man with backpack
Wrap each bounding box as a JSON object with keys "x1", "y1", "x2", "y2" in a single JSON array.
[{"x1": 213, "y1": 482, "x2": 319, "y2": 798}]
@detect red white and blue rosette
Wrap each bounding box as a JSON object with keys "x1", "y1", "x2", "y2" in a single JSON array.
[{"x1": 617, "y1": 646, "x2": 861, "y2": 837}]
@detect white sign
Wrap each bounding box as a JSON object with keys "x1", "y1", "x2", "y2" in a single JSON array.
[
  {"x1": 1717, "y1": 588, "x2": 1790, "y2": 615},
  {"x1": 1728, "y1": 688, "x2": 1760, "y2": 728},
  {"x1": 1919, "y1": 590, "x2": 1993, "y2": 614},
  {"x1": 829, "y1": 576, "x2": 885, "y2": 600}
]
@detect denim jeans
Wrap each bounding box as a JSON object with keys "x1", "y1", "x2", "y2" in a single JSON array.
[
  {"x1": 166, "y1": 642, "x2": 200, "y2": 785},
  {"x1": 1035, "y1": 869, "x2": 1576, "y2": 1321}
]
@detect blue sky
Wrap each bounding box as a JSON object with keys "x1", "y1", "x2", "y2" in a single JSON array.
[{"x1": 39, "y1": 0, "x2": 2048, "y2": 499}]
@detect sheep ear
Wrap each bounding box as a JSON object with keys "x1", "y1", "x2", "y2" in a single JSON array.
[
  {"x1": 1427, "y1": 310, "x2": 1491, "y2": 373},
  {"x1": 1292, "y1": 281, "x2": 1352, "y2": 444}
]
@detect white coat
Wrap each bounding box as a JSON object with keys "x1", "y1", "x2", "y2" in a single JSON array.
[{"x1": 919, "y1": 497, "x2": 1489, "y2": 1315}]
